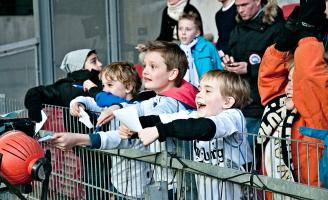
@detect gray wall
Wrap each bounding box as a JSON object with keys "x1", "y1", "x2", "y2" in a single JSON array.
[
  {"x1": 0, "y1": 47, "x2": 37, "y2": 100},
  {"x1": 0, "y1": 16, "x2": 34, "y2": 45}
]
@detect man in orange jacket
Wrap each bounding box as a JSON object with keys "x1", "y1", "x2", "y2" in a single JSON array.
[{"x1": 257, "y1": 0, "x2": 327, "y2": 194}]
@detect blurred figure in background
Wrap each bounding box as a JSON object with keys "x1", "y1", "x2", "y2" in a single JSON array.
[
  {"x1": 215, "y1": 0, "x2": 237, "y2": 55},
  {"x1": 157, "y1": 0, "x2": 203, "y2": 42}
]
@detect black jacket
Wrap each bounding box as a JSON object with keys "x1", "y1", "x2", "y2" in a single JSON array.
[
  {"x1": 156, "y1": 2, "x2": 203, "y2": 41},
  {"x1": 229, "y1": 7, "x2": 284, "y2": 118},
  {"x1": 215, "y1": 4, "x2": 237, "y2": 54},
  {"x1": 24, "y1": 69, "x2": 101, "y2": 121}
]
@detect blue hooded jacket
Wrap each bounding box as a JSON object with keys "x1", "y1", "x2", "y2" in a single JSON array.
[{"x1": 191, "y1": 36, "x2": 223, "y2": 78}]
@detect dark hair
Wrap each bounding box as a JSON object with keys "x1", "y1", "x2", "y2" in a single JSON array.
[
  {"x1": 86, "y1": 49, "x2": 97, "y2": 57},
  {"x1": 144, "y1": 41, "x2": 188, "y2": 86},
  {"x1": 82, "y1": 49, "x2": 98, "y2": 69},
  {"x1": 179, "y1": 11, "x2": 203, "y2": 33}
]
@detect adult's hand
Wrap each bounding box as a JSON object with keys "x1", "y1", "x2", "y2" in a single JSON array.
[
  {"x1": 225, "y1": 61, "x2": 248, "y2": 74},
  {"x1": 221, "y1": 54, "x2": 235, "y2": 69}
]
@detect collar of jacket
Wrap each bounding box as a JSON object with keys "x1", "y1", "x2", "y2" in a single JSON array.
[
  {"x1": 239, "y1": 10, "x2": 268, "y2": 32},
  {"x1": 159, "y1": 80, "x2": 198, "y2": 109},
  {"x1": 192, "y1": 36, "x2": 207, "y2": 52},
  {"x1": 237, "y1": 3, "x2": 282, "y2": 31}
]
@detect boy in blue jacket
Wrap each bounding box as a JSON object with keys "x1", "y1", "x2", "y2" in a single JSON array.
[{"x1": 179, "y1": 12, "x2": 223, "y2": 87}]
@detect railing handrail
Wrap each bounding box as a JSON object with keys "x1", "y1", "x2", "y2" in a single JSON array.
[
  {"x1": 103, "y1": 148, "x2": 328, "y2": 200},
  {"x1": 0, "y1": 38, "x2": 39, "y2": 53}
]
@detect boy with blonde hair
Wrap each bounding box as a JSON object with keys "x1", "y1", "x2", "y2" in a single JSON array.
[
  {"x1": 69, "y1": 61, "x2": 142, "y2": 115},
  {"x1": 121, "y1": 70, "x2": 253, "y2": 200}
]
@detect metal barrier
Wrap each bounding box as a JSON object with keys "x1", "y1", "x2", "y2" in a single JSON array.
[{"x1": 1, "y1": 103, "x2": 328, "y2": 200}]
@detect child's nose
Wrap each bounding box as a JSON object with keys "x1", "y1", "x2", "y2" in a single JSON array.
[{"x1": 142, "y1": 67, "x2": 149, "y2": 76}]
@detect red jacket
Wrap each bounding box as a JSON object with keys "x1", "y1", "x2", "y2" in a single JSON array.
[{"x1": 258, "y1": 37, "x2": 328, "y2": 186}]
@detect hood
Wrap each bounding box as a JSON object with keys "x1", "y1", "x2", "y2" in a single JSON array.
[
  {"x1": 60, "y1": 49, "x2": 94, "y2": 73},
  {"x1": 159, "y1": 80, "x2": 198, "y2": 109}
]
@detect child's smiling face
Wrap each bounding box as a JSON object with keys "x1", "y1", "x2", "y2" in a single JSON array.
[
  {"x1": 196, "y1": 78, "x2": 230, "y2": 117},
  {"x1": 285, "y1": 68, "x2": 294, "y2": 110}
]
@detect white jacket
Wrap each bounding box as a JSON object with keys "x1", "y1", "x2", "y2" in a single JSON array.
[{"x1": 158, "y1": 109, "x2": 253, "y2": 200}]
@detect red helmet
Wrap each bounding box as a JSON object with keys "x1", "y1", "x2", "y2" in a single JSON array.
[{"x1": 0, "y1": 130, "x2": 45, "y2": 185}]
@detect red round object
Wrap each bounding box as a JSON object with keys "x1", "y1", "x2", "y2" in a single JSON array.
[{"x1": 0, "y1": 130, "x2": 44, "y2": 185}]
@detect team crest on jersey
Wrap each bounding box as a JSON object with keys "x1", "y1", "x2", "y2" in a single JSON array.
[{"x1": 249, "y1": 54, "x2": 261, "y2": 65}]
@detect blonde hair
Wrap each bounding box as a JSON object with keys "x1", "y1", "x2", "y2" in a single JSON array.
[
  {"x1": 100, "y1": 62, "x2": 142, "y2": 98},
  {"x1": 200, "y1": 70, "x2": 252, "y2": 109}
]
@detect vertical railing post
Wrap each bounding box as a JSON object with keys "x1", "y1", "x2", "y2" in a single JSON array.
[{"x1": 0, "y1": 94, "x2": 5, "y2": 114}]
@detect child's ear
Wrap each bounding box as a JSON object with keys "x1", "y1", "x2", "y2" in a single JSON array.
[
  {"x1": 125, "y1": 84, "x2": 133, "y2": 94},
  {"x1": 168, "y1": 69, "x2": 179, "y2": 81},
  {"x1": 223, "y1": 97, "x2": 235, "y2": 109}
]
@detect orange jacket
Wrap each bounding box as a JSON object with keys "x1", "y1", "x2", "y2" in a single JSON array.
[{"x1": 258, "y1": 37, "x2": 328, "y2": 186}]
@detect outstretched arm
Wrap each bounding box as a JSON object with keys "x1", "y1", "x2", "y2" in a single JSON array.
[{"x1": 138, "y1": 118, "x2": 216, "y2": 146}]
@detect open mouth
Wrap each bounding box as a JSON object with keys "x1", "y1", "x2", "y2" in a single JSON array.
[
  {"x1": 143, "y1": 77, "x2": 152, "y2": 82},
  {"x1": 197, "y1": 102, "x2": 206, "y2": 110}
]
